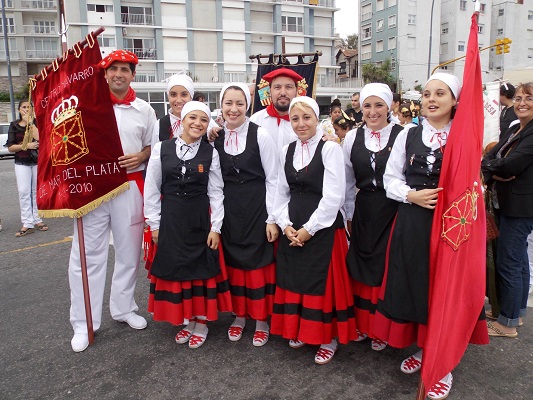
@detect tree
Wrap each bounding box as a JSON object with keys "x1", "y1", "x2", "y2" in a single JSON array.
[
  {"x1": 341, "y1": 33, "x2": 358, "y2": 50},
  {"x1": 362, "y1": 58, "x2": 395, "y2": 89}
]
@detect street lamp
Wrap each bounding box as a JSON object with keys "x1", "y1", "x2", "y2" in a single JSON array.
[
  {"x1": 1, "y1": 0, "x2": 16, "y2": 121},
  {"x1": 427, "y1": 0, "x2": 436, "y2": 79}
]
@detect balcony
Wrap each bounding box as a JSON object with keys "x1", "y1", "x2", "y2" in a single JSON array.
[
  {"x1": 21, "y1": 0, "x2": 57, "y2": 10},
  {"x1": 23, "y1": 25, "x2": 58, "y2": 35},
  {"x1": 121, "y1": 13, "x2": 154, "y2": 26},
  {"x1": 26, "y1": 50, "x2": 58, "y2": 59},
  {"x1": 124, "y1": 48, "x2": 156, "y2": 60},
  {"x1": 0, "y1": 50, "x2": 20, "y2": 60}
]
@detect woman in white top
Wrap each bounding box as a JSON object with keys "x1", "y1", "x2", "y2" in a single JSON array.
[
  {"x1": 144, "y1": 101, "x2": 232, "y2": 349},
  {"x1": 271, "y1": 96, "x2": 356, "y2": 365},
  {"x1": 213, "y1": 83, "x2": 279, "y2": 347},
  {"x1": 343, "y1": 83, "x2": 404, "y2": 352}
]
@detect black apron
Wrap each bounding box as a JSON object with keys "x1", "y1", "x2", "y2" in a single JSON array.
[
  {"x1": 150, "y1": 139, "x2": 220, "y2": 281},
  {"x1": 276, "y1": 140, "x2": 343, "y2": 295},
  {"x1": 346, "y1": 125, "x2": 402, "y2": 286}
]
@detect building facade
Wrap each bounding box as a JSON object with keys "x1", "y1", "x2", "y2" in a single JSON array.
[{"x1": 1, "y1": 0, "x2": 361, "y2": 119}]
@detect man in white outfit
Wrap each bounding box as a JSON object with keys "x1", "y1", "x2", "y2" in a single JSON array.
[{"x1": 69, "y1": 50, "x2": 156, "y2": 352}]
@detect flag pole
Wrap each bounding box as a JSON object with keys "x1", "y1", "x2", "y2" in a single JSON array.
[
  {"x1": 415, "y1": 379, "x2": 425, "y2": 400},
  {"x1": 76, "y1": 217, "x2": 94, "y2": 344}
]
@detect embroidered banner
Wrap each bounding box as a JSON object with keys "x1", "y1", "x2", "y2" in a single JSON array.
[
  {"x1": 31, "y1": 33, "x2": 129, "y2": 218},
  {"x1": 251, "y1": 53, "x2": 319, "y2": 114}
]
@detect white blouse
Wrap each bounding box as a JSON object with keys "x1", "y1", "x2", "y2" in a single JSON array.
[
  {"x1": 220, "y1": 118, "x2": 279, "y2": 223},
  {"x1": 384, "y1": 119, "x2": 452, "y2": 203},
  {"x1": 343, "y1": 122, "x2": 397, "y2": 220},
  {"x1": 144, "y1": 135, "x2": 224, "y2": 232},
  {"x1": 273, "y1": 130, "x2": 345, "y2": 235}
]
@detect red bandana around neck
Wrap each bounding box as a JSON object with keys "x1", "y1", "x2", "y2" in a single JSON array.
[
  {"x1": 266, "y1": 103, "x2": 290, "y2": 126},
  {"x1": 110, "y1": 87, "x2": 136, "y2": 106}
]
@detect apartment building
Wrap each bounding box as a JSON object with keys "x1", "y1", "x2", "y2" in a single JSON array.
[
  {"x1": 1, "y1": 0, "x2": 352, "y2": 118},
  {"x1": 359, "y1": 0, "x2": 441, "y2": 93}
]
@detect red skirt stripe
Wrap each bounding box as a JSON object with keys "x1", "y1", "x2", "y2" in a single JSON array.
[
  {"x1": 270, "y1": 229, "x2": 357, "y2": 345},
  {"x1": 352, "y1": 281, "x2": 382, "y2": 339},
  {"x1": 226, "y1": 263, "x2": 276, "y2": 320}
]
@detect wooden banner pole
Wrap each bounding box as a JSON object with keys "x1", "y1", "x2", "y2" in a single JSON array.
[
  {"x1": 416, "y1": 377, "x2": 426, "y2": 400},
  {"x1": 76, "y1": 217, "x2": 94, "y2": 345}
]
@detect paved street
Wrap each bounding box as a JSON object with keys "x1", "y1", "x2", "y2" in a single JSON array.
[{"x1": 0, "y1": 158, "x2": 531, "y2": 400}]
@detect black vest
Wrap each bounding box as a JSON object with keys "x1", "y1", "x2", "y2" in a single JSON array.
[
  {"x1": 350, "y1": 124, "x2": 403, "y2": 191},
  {"x1": 404, "y1": 125, "x2": 444, "y2": 190},
  {"x1": 158, "y1": 114, "x2": 173, "y2": 142}
]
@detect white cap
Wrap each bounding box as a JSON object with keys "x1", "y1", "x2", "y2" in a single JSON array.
[
  {"x1": 167, "y1": 73, "x2": 194, "y2": 98},
  {"x1": 289, "y1": 96, "x2": 320, "y2": 119},
  {"x1": 360, "y1": 83, "x2": 393, "y2": 109},
  {"x1": 426, "y1": 72, "x2": 462, "y2": 100},
  {"x1": 181, "y1": 101, "x2": 211, "y2": 121},
  {"x1": 220, "y1": 82, "x2": 251, "y2": 111}
]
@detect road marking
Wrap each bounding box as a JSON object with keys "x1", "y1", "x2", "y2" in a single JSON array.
[{"x1": 0, "y1": 236, "x2": 73, "y2": 255}]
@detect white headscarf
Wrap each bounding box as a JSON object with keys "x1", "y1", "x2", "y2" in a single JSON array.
[
  {"x1": 360, "y1": 83, "x2": 393, "y2": 109},
  {"x1": 289, "y1": 96, "x2": 320, "y2": 119},
  {"x1": 167, "y1": 73, "x2": 195, "y2": 98},
  {"x1": 181, "y1": 101, "x2": 211, "y2": 121},
  {"x1": 426, "y1": 72, "x2": 462, "y2": 100},
  {"x1": 220, "y1": 83, "x2": 251, "y2": 111}
]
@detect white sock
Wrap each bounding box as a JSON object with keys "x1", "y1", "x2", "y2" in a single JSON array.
[
  {"x1": 185, "y1": 320, "x2": 196, "y2": 332},
  {"x1": 232, "y1": 316, "x2": 246, "y2": 328},
  {"x1": 321, "y1": 338, "x2": 338, "y2": 351},
  {"x1": 193, "y1": 317, "x2": 208, "y2": 336},
  {"x1": 255, "y1": 320, "x2": 269, "y2": 332},
  {"x1": 413, "y1": 349, "x2": 423, "y2": 360}
]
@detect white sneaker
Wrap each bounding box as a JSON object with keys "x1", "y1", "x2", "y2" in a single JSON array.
[
  {"x1": 121, "y1": 313, "x2": 147, "y2": 330},
  {"x1": 427, "y1": 373, "x2": 453, "y2": 400},
  {"x1": 71, "y1": 333, "x2": 89, "y2": 352}
]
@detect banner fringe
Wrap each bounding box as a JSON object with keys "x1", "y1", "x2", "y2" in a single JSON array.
[{"x1": 38, "y1": 182, "x2": 130, "y2": 218}]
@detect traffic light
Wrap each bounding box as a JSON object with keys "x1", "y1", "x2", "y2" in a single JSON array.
[
  {"x1": 503, "y1": 37, "x2": 512, "y2": 53},
  {"x1": 495, "y1": 39, "x2": 503, "y2": 55}
]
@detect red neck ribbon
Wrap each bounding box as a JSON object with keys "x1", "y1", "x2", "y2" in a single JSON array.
[
  {"x1": 110, "y1": 87, "x2": 136, "y2": 106},
  {"x1": 266, "y1": 103, "x2": 290, "y2": 126}
]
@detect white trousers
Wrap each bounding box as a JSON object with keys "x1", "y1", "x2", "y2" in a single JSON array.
[
  {"x1": 14, "y1": 163, "x2": 42, "y2": 228},
  {"x1": 68, "y1": 182, "x2": 144, "y2": 334}
]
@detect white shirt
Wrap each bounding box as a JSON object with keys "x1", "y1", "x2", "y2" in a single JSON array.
[
  {"x1": 113, "y1": 98, "x2": 156, "y2": 173},
  {"x1": 273, "y1": 130, "x2": 345, "y2": 236},
  {"x1": 220, "y1": 118, "x2": 279, "y2": 223},
  {"x1": 150, "y1": 111, "x2": 219, "y2": 149},
  {"x1": 343, "y1": 123, "x2": 396, "y2": 220},
  {"x1": 384, "y1": 119, "x2": 452, "y2": 203},
  {"x1": 250, "y1": 108, "x2": 298, "y2": 152},
  {"x1": 144, "y1": 135, "x2": 224, "y2": 232}
]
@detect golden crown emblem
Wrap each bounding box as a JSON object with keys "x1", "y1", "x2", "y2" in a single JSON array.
[{"x1": 51, "y1": 96, "x2": 79, "y2": 127}]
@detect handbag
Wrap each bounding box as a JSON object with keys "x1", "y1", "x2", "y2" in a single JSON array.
[
  {"x1": 485, "y1": 190, "x2": 499, "y2": 241},
  {"x1": 29, "y1": 148, "x2": 39, "y2": 162}
]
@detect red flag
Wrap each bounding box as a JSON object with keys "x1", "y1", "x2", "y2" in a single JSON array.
[{"x1": 421, "y1": 12, "x2": 489, "y2": 393}]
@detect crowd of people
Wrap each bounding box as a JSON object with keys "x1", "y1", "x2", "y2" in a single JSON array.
[{"x1": 3, "y1": 48, "x2": 532, "y2": 400}]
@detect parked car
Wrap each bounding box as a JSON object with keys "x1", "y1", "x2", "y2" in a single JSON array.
[{"x1": 0, "y1": 122, "x2": 15, "y2": 158}]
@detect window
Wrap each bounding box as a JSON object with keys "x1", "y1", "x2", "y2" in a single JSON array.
[
  {"x1": 528, "y1": 11, "x2": 533, "y2": 20},
  {"x1": 123, "y1": 38, "x2": 155, "y2": 59},
  {"x1": 361, "y1": 4, "x2": 372, "y2": 21},
  {"x1": 376, "y1": 40, "x2": 384, "y2": 52},
  {"x1": 281, "y1": 16, "x2": 303, "y2": 33},
  {"x1": 478, "y1": 25, "x2": 484, "y2": 34},
  {"x1": 376, "y1": 0, "x2": 384, "y2": 12},
  {"x1": 408, "y1": 14, "x2": 416, "y2": 25},
  {"x1": 528, "y1": 48, "x2": 533, "y2": 59},
  {"x1": 497, "y1": 28, "x2": 504, "y2": 35},
  {"x1": 0, "y1": 17, "x2": 15, "y2": 34},
  {"x1": 0, "y1": 37, "x2": 16, "y2": 51},
  {"x1": 121, "y1": 6, "x2": 154, "y2": 25},
  {"x1": 480, "y1": 3, "x2": 486, "y2": 14},
  {"x1": 361, "y1": 44, "x2": 371, "y2": 60},
  {"x1": 389, "y1": 0, "x2": 397, "y2": 6},
  {"x1": 388, "y1": 36, "x2": 396, "y2": 50},
  {"x1": 498, "y1": 9, "x2": 504, "y2": 16},
  {"x1": 390, "y1": 58, "x2": 396, "y2": 70},
  {"x1": 441, "y1": 42, "x2": 448, "y2": 55},
  {"x1": 407, "y1": 36, "x2": 416, "y2": 49},
  {"x1": 376, "y1": 19, "x2": 384, "y2": 32},
  {"x1": 442, "y1": 23, "x2": 448, "y2": 35},
  {"x1": 87, "y1": 4, "x2": 114, "y2": 12},
  {"x1": 97, "y1": 35, "x2": 116, "y2": 48},
  {"x1": 388, "y1": 14, "x2": 396, "y2": 28},
  {"x1": 460, "y1": 1, "x2": 466, "y2": 11},
  {"x1": 362, "y1": 24, "x2": 372, "y2": 40},
  {"x1": 5, "y1": 0, "x2": 13, "y2": 7},
  {"x1": 408, "y1": 0, "x2": 416, "y2": 4},
  {"x1": 33, "y1": 21, "x2": 55, "y2": 34},
  {"x1": 458, "y1": 41, "x2": 465, "y2": 52}
]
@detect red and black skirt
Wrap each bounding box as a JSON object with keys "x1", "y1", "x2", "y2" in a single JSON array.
[{"x1": 271, "y1": 229, "x2": 357, "y2": 345}]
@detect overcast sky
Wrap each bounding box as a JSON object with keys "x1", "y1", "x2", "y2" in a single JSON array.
[{"x1": 334, "y1": 0, "x2": 359, "y2": 39}]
